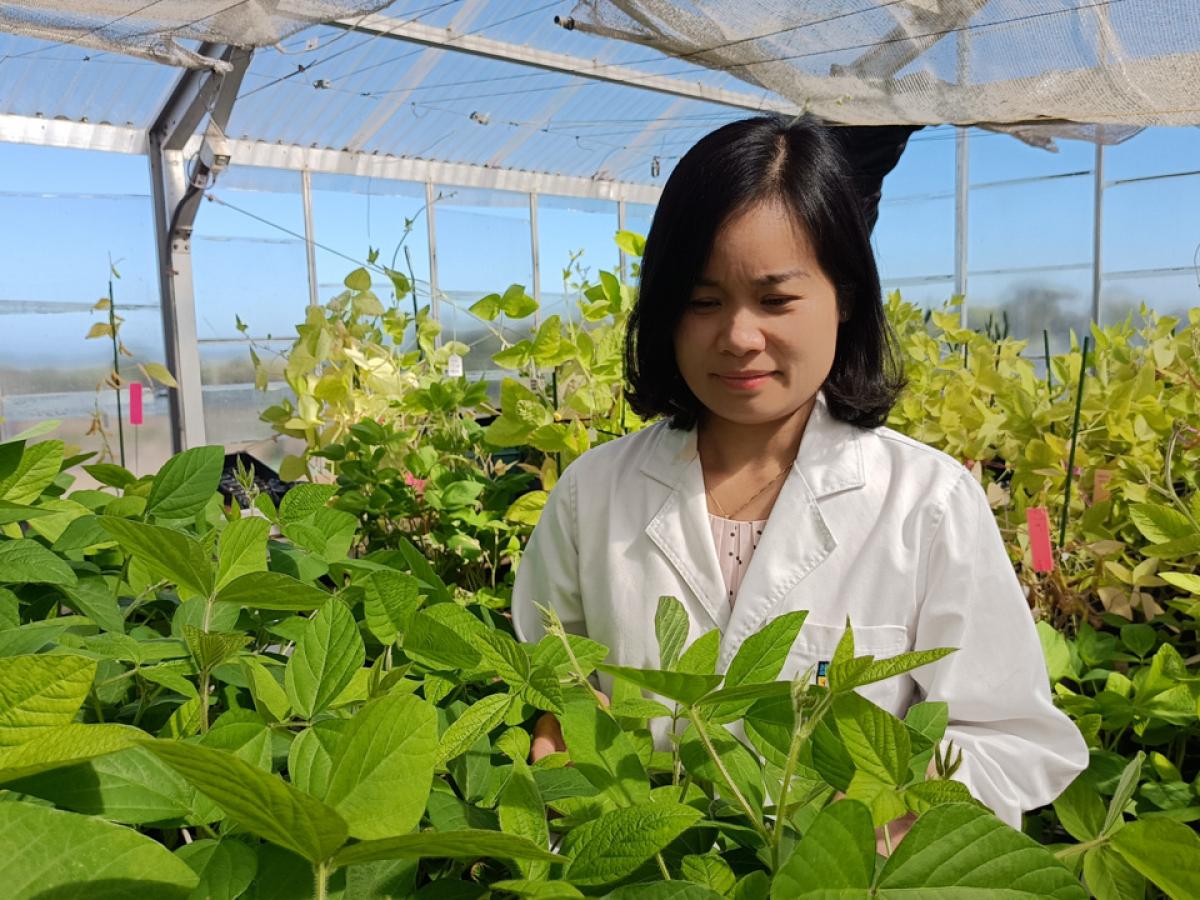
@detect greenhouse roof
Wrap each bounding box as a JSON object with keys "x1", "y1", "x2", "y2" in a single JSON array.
[{"x1": 3, "y1": 1, "x2": 1196, "y2": 202}]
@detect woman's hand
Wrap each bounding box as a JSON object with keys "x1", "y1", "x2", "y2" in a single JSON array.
[{"x1": 529, "y1": 690, "x2": 609, "y2": 764}]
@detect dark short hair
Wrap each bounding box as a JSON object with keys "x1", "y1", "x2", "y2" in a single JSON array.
[{"x1": 624, "y1": 114, "x2": 906, "y2": 430}]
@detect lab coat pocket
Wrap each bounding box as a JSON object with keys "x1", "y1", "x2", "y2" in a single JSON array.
[{"x1": 785, "y1": 621, "x2": 910, "y2": 716}]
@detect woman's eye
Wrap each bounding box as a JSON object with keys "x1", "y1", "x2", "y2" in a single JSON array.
[
  {"x1": 687, "y1": 298, "x2": 718, "y2": 309},
  {"x1": 763, "y1": 296, "x2": 796, "y2": 307}
]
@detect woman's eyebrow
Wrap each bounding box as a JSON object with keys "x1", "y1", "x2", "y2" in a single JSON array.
[{"x1": 693, "y1": 268, "x2": 812, "y2": 288}]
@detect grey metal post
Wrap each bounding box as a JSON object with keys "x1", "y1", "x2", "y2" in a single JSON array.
[
  {"x1": 1091, "y1": 141, "x2": 1105, "y2": 325},
  {"x1": 425, "y1": 180, "x2": 440, "y2": 344},
  {"x1": 301, "y1": 169, "x2": 319, "y2": 308},
  {"x1": 530, "y1": 192, "x2": 541, "y2": 328},
  {"x1": 955, "y1": 127, "x2": 969, "y2": 327},
  {"x1": 617, "y1": 199, "x2": 628, "y2": 282}
]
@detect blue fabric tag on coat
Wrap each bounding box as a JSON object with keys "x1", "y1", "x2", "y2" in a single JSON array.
[{"x1": 816, "y1": 660, "x2": 829, "y2": 688}]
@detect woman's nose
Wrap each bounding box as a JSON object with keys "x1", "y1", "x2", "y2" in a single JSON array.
[{"x1": 718, "y1": 308, "x2": 767, "y2": 354}]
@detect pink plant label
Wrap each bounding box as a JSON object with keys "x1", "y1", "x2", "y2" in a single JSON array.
[
  {"x1": 130, "y1": 382, "x2": 143, "y2": 425},
  {"x1": 1027, "y1": 507, "x2": 1053, "y2": 572}
]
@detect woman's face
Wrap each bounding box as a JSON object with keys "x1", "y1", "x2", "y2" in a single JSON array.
[{"x1": 673, "y1": 199, "x2": 842, "y2": 428}]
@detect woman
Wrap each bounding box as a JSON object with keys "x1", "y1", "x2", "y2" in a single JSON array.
[{"x1": 510, "y1": 114, "x2": 1088, "y2": 840}]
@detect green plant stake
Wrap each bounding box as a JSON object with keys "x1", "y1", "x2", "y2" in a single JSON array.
[
  {"x1": 1043, "y1": 329, "x2": 1053, "y2": 394},
  {"x1": 1058, "y1": 336, "x2": 1090, "y2": 549}
]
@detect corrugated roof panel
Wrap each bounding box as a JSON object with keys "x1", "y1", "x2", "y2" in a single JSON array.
[{"x1": 0, "y1": 33, "x2": 178, "y2": 127}]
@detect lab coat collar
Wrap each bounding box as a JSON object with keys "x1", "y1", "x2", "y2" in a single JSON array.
[{"x1": 641, "y1": 390, "x2": 866, "y2": 639}]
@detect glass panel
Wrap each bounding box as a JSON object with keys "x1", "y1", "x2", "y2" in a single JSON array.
[
  {"x1": 965, "y1": 269, "x2": 1092, "y2": 355},
  {"x1": 969, "y1": 175, "x2": 1093, "y2": 273},
  {"x1": 0, "y1": 143, "x2": 169, "y2": 474},
  {"x1": 199, "y1": 340, "x2": 301, "y2": 469},
  {"x1": 433, "y1": 186, "x2": 532, "y2": 374},
  {"x1": 309, "y1": 174, "x2": 430, "y2": 311},
  {"x1": 624, "y1": 202, "x2": 656, "y2": 243},
  {"x1": 1102, "y1": 172, "x2": 1200, "y2": 274},
  {"x1": 1102, "y1": 271, "x2": 1200, "y2": 325},
  {"x1": 1105, "y1": 127, "x2": 1200, "y2": 183},
  {"x1": 537, "y1": 195, "x2": 618, "y2": 324},
  {"x1": 192, "y1": 167, "x2": 308, "y2": 341}
]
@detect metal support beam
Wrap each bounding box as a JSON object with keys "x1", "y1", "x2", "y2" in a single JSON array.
[
  {"x1": 955, "y1": 126, "x2": 969, "y2": 327},
  {"x1": 1091, "y1": 141, "x2": 1105, "y2": 325},
  {"x1": 301, "y1": 169, "x2": 319, "y2": 308},
  {"x1": 0, "y1": 114, "x2": 145, "y2": 154},
  {"x1": 193, "y1": 138, "x2": 663, "y2": 206},
  {"x1": 530, "y1": 193, "x2": 541, "y2": 327},
  {"x1": 148, "y1": 43, "x2": 251, "y2": 452},
  {"x1": 617, "y1": 200, "x2": 628, "y2": 283},
  {"x1": 425, "y1": 180, "x2": 440, "y2": 335},
  {"x1": 336, "y1": 14, "x2": 796, "y2": 114}
]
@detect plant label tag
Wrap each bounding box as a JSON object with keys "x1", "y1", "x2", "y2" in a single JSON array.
[
  {"x1": 1092, "y1": 469, "x2": 1113, "y2": 503},
  {"x1": 129, "y1": 382, "x2": 143, "y2": 425},
  {"x1": 1027, "y1": 506, "x2": 1054, "y2": 572},
  {"x1": 447, "y1": 353, "x2": 464, "y2": 377},
  {"x1": 816, "y1": 660, "x2": 829, "y2": 688}
]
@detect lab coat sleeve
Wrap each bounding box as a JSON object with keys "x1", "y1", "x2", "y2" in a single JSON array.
[
  {"x1": 510, "y1": 463, "x2": 586, "y2": 644},
  {"x1": 909, "y1": 469, "x2": 1089, "y2": 828}
]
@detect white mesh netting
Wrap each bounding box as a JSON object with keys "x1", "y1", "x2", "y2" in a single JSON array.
[
  {"x1": 564, "y1": 0, "x2": 1200, "y2": 138},
  {"x1": 0, "y1": 1, "x2": 393, "y2": 69}
]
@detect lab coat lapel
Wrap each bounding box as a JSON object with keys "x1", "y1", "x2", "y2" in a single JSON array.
[
  {"x1": 642, "y1": 426, "x2": 732, "y2": 632},
  {"x1": 720, "y1": 394, "x2": 867, "y2": 667}
]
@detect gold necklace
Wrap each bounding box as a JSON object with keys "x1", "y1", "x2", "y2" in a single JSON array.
[{"x1": 707, "y1": 467, "x2": 789, "y2": 520}]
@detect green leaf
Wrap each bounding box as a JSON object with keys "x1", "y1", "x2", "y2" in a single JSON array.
[
  {"x1": 564, "y1": 802, "x2": 703, "y2": 886},
  {"x1": 680, "y1": 854, "x2": 736, "y2": 895},
  {"x1": 843, "y1": 647, "x2": 957, "y2": 692},
  {"x1": 332, "y1": 829, "x2": 560, "y2": 868},
  {"x1": 469, "y1": 293, "x2": 502, "y2": 320},
  {"x1": 139, "y1": 361, "x2": 178, "y2": 389},
  {"x1": 288, "y1": 720, "x2": 345, "y2": 799},
  {"x1": 499, "y1": 758, "x2": 550, "y2": 880},
  {"x1": 675, "y1": 629, "x2": 720, "y2": 676},
  {"x1": 1109, "y1": 814, "x2": 1200, "y2": 898},
  {"x1": 53, "y1": 516, "x2": 112, "y2": 554},
  {"x1": 182, "y1": 626, "x2": 248, "y2": 671},
  {"x1": 655, "y1": 596, "x2": 689, "y2": 671},
  {"x1": 500, "y1": 283, "x2": 538, "y2": 318},
  {"x1": 559, "y1": 685, "x2": 649, "y2": 808},
  {"x1": 147, "y1": 446, "x2": 224, "y2": 520},
  {"x1": 0, "y1": 500, "x2": 55, "y2": 526},
  {"x1": 394, "y1": 536, "x2": 451, "y2": 603},
  {"x1": 436, "y1": 693, "x2": 512, "y2": 767},
  {"x1": 99, "y1": 517, "x2": 213, "y2": 598},
  {"x1": 6, "y1": 745, "x2": 196, "y2": 825},
  {"x1": 242, "y1": 659, "x2": 291, "y2": 722},
  {"x1": 285, "y1": 600, "x2": 365, "y2": 720},
  {"x1": 362, "y1": 570, "x2": 421, "y2": 646},
  {"x1": 1102, "y1": 751, "x2": 1144, "y2": 836},
  {"x1": 215, "y1": 571, "x2": 330, "y2": 611},
  {"x1": 902, "y1": 779, "x2": 981, "y2": 816},
  {"x1": 144, "y1": 739, "x2": 348, "y2": 864},
  {"x1": 597, "y1": 663, "x2": 722, "y2": 706},
  {"x1": 490, "y1": 880, "x2": 583, "y2": 899},
  {"x1": 345, "y1": 267, "x2": 372, "y2": 291},
  {"x1": 1053, "y1": 775, "x2": 1105, "y2": 841},
  {"x1": 1161, "y1": 572, "x2": 1200, "y2": 594},
  {"x1": 175, "y1": 838, "x2": 258, "y2": 900},
  {"x1": 83, "y1": 463, "x2": 137, "y2": 489},
  {"x1": 832, "y1": 691, "x2": 911, "y2": 785},
  {"x1": 215, "y1": 516, "x2": 270, "y2": 590},
  {"x1": 0, "y1": 617, "x2": 90, "y2": 657},
  {"x1": 1128, "y1": 503, "x2": 1196, "y2": 544},
  {"x1": 279, "y1": 484, "x2": 337, "y2": 525},
  {"x1": 724, "y1": 610, "x2": 809, "y2": 688},
  {"x1": 403, "y1": 611, "x2": 480, "y2": 670},
  {"x1": 614, "y1": 230, "x2": 646, "y2": 258},
  {"x1": 0, "y1": 439, "x2": 63, "y2": 504},
  {"x1": 325, "y1": 693, "x2": 438, "y2": 839},
  {"x1": 773, "y1": 799, "x2": 874, "y2": 895},
  {"x1": 877, "y1": 803, "x2": 1086, "y2": 897},
  {"x1": 0, "y1": 538, "x2": 77, "y2": 586},
  {"x1": 0, "y1": 723, "x2": 141, "y2": 784},
  {"x1": 679, "y1": 718, "x2": 764, "y2": 814},
  {"x1": 0, "y1": 654, "x2": 96, "y2": 741},
  {"x1": 1082, "y1": 846, "x2": 1146, "y2": 900},
  {"x1": 0, "y1": 800, "x2": 199, "y2": 899}
]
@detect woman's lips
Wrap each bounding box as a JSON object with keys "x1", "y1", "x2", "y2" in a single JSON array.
[{"x1": 715, "y1": 371, "x2": 775, "y2": 390}]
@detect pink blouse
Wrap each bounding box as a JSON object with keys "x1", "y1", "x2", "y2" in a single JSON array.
[{"x1": 708, "y1": 514, "x2": 768, "y2": 606}]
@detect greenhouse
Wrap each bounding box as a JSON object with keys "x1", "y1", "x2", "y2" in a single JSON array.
[{"x1": 0, "y1": 1, "x2": 1198, "y2": 897}]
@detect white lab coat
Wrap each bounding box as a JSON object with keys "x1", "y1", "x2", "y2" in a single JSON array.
[{"x1": 511, "y1": 391, "x2": 1088, "y2": 827}]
